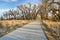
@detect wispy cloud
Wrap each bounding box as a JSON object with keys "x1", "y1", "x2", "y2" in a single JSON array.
[
  {"x1": 0, "y1": 9, "x2": 9, "y2": 13},
  {"x1": 1, "y1": 0, "x2": 18, "y2": 2},
  {"x1": 0, "y1": 7, "x2": 17, "y2": 14},
  {"x1": 0, "y1": 9, "x2": 9, "y2": 16},
  {"x1": 0, "y1": 7, "x2": 17, "y2": 17}
]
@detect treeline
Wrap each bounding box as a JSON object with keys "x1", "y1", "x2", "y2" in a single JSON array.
[
  {"x1": 40, "y1": 0, "x2": 60, "y2": 20},
  {"x1": 0, "y1": 3, "x2": 40, "y2": 20},
  {"x1": 0, "y1": 0, "x2": 60, "y2": 20}
]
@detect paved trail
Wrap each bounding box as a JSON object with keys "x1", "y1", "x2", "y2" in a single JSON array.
[{"x1": 0, "y1": 20, "x2": 47, "y2": 40}]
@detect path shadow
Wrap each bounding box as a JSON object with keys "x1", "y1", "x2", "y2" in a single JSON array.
[{"x1": 42, "y1": 22, "x2": 57, "y2": 40}]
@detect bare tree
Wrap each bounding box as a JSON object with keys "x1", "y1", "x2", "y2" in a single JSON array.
[{"x1": 17, "y1": 2, "x2": 39, "y2": 20}]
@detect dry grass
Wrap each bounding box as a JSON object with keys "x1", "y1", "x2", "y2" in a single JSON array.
[
  {"x1": 0, "y1": 20, "x2": 32, "y2": 37},
  {"x1": 0, "y1": 20, "x2": 32, "y2": 27},
  {"x1": 42, "y1": 20, "x2": 60, "y2": 40}
]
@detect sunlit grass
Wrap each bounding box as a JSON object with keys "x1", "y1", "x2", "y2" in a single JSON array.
[
  {"x1": 42, "y1": 20, "x2": 60, "y2": 40},
  {"x1": 0, "y1": 20, "x2": 32, "y2": 27},
  {"x1": 0, "y1": 20, "x2": 32, "y2": 37}
]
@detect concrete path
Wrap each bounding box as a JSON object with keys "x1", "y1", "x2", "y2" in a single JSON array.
[{"x1": 0, "y1": 20, "x2": 47, "y2": 40}]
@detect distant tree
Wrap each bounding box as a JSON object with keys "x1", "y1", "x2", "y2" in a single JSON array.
[
  {"x1": 17, "y1": 2, "x2": 39, "y2": 20},
  {"x1": 0, "y1": 16, "x2": 3, "y2": 20},
  {"x1": 40, "y1": 0, "x2": 49, "y2": 19},
  {"x1": 3, "y1": 9, "x2": 20, "y2": 20}
]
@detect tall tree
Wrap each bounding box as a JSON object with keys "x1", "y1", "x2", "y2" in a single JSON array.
[{"x1": 17, "y1": 2, "x2": 38, "y2": 20}]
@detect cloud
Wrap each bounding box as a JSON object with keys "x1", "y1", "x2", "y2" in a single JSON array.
[
  {"x1": 0, "y1": 9, "x2": 9, "y2": 13},
  {"x1": 0, "y1": 9, "x2": 10, "y2": 16},
  {"x1": 0, "y1": 9, "x2": 8, "y2": 17},
  {"x1": 0, "y1": 7, "x2": 17, "y2": 17},
  {"x1": 11, "y1": 0, "x2": 17, "y2": 2},
  {"x1": 0, "y1": 7, "x2": 17, "y2": 15},
  {"x1": 1, "y1": 0, "x2": 18, "y2": 2}
]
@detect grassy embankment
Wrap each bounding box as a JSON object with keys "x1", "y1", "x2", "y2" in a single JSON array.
[
  {"x1": 42, "y1": 20, "x2": 60, "y2": 40},
  {"x1": 0, "y1": 20, "x2": 32, "y2": 37}
]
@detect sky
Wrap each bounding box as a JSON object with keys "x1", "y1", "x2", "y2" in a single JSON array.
[{"x1": 0, "y1": 0, "x2": 41, "y2": 17}]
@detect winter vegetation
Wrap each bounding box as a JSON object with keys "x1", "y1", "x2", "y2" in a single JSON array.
[
  {"x1": 0, "y1": 0, "x2": 60, "y2": 40},
  {"x1": 0, "y1": 20, "x2": 32, "y2": 37},
  {"x1": 0, "y1": 2, "x2": 39, "y2": 20},
  {"x1": 41, "y1": 0, "x2": 60, "y2": 40}
]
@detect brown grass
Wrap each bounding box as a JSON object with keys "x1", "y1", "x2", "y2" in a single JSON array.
[
  {"x1": 0, "y1": 20, "x2": 32, "y2": 27},
  {"x1": 42, "y1": 20, "x2": 60, "y2": 40},
  {"x1": 0, "y1": 20, "x2": 32, "y2": 37}
]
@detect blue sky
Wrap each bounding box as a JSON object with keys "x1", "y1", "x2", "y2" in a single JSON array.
[{"x1": 0, "y1": 0, "x2": 41, "y2": 16}]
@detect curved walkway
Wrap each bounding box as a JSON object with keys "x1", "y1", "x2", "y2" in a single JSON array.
[{"x1": 0, "y1": 20, "x2": 47, "y2": 40}]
